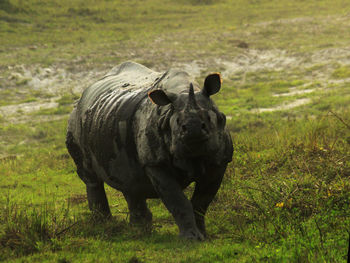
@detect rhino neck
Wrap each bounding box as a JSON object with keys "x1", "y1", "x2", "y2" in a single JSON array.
[
  {"x1": 172, "y1": 157, "x2": 206, "y2": 180},
  {"x1": 157, "y1": 69, "x2": 200, "y2": 94}
]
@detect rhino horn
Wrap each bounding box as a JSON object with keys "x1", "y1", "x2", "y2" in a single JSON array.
[{"x1": 185, "y1": 83, "x2": 199, "y2": 111}]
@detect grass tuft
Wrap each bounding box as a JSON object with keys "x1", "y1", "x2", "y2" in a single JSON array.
[
  {"x1": 0, "y1": 197, "x2": 77, "y2": 257},
  {"x1": 332, "y1": 65, "x2": 350, "y2": 79}
]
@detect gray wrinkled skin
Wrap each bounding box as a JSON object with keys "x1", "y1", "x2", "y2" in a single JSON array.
[{"x1": 66, "y1": 61, "x2": 233, "y2": 240}]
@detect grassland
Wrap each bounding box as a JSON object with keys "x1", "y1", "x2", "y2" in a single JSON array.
[{"x1": 0, "y1": 0, "x2": 350, "y2": 262}]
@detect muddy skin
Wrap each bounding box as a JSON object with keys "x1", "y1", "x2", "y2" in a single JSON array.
[{"x1": 66, "y1": 61, "x2": 233, "y2": 240}]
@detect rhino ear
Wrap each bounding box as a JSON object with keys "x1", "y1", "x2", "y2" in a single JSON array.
[
  {"x1": 202, "y1": 73, "x2": 222, "y2": 97},
  {"x1": 148, "y1": 90, "x2": 176, "y2": 106}
]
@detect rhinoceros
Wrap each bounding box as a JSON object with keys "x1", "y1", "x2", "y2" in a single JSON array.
[{"x1": 66, "y1": 61, "x2": 233, "y2": 240}]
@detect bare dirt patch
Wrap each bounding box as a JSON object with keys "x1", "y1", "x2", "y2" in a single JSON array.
[
  {"x1": 273, "y1": 86, "x2": 316, "y2": 97},
  {"x1": 0, "y1": 65, "x2": 105, "y2": 123},
  {"x1": 2, "y1": 45, "x2": 349, "y2": 123},
  {"x1": 1, "y1": 14, "x2": 350, "y2": 123},
  {"x1": 172, "y1": 47, "x2": 350, "y2": 80},
  {"x1": 0, "y1": 99, "x2": 59, "y2": 116},
  {"x1": 6, "y1": 65, "x2": 103, "y2": 95},
  {"x1": 252, "y1": 98, "x2": 311, "y2": 113}
]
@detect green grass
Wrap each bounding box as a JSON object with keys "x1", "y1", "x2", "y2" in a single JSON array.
[
  {"x1": 0, "y1": 112, "x2": 349, "y2": 262},
  {"x1": 1, "y1": 0, "x2": 350, "y2": 262},
  {"x1": 1, "y1": 0, "x2": 350, "y2": 67},
  {"x1": 33, "y1": 105, "x2": 72, "y2": 116},
  {"x1": 332, "y1": 65, "x2": 350, "y2": 79}
]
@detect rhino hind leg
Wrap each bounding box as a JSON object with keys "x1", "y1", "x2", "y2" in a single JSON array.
[
  {"x1": 124, "y1": 194, "x2": 152, "y2": 226},
  {"x1": 66, "y1": 131, "x2": 111, "y2": 219},
  {"x1": 85, "y1": 180, "x2": 111, "y2": 219}
]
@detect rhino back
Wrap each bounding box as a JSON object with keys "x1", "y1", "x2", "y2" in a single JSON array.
[{"x1": 78, "y1": 62, "x2": 161, "y2": 115}]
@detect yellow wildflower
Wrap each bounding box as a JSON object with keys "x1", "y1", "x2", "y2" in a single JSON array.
[{"x1": 275, "y1": 202, "x2": 284, "y2": 208}]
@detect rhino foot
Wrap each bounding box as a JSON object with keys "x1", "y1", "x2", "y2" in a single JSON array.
[
  {"x1": 129, "y1": 211, "x2": 153, "y2": 227},
  {"x1": 180, "y1": 228, "x2": 205, "y2": 241}
]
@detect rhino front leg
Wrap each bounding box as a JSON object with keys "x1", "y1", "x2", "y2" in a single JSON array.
[
  {"x1": 191, "y1": 164, "x2": 226, "y2": 237},
  {"x1": 145, "y1": 166, "x2": 204, "y2": 241}
]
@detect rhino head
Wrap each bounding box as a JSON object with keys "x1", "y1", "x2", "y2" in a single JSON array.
[{"x1": 148, "y1": 73, "x2": 226, "y2": 159}]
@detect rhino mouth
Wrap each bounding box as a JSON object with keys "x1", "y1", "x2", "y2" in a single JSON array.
[
  {"x1": 180, "y1": 136, "x2": 211, "y2": 155},
  {"x1": 185, "y1": 136, "x2": 209, "y2": 144}
]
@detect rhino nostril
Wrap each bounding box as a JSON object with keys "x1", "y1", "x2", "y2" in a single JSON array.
[
  {"x1": 201, "y1": 122, "x2": 206, "y2": 130},
  {"x1": 181, "y1": 125, "x2": 187, "y2": 132}
]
